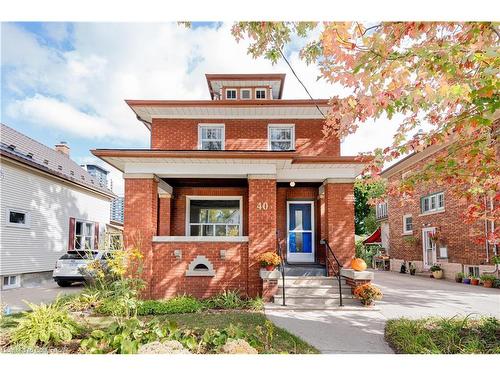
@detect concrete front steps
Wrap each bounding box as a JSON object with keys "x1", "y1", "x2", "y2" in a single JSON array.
[{"x1": 268, "y1": 276, "x2": 378, "y2": 311}]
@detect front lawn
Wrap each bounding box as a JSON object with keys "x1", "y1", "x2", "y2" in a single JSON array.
[{"x1": 385, "y1": 316, "x2": 500, "y2": 354}]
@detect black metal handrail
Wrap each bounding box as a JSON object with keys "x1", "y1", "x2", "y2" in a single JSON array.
[
  {"x1": 320, "y1": 238, "x2": 344, "y2": 307},
  {"x1": 276, "y1": 232, "x2": 286, "y2": 306}
]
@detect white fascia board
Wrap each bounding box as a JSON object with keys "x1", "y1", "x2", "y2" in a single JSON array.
[
  {"x1": 124, "y1": 162, "x2": 276, "y2": 178},
  {"x1": 276, "y1": 165, "x2": 364, "y2": 181},
  {"x1": 157, "y1": 179, "x2": 173, "y2": 196}
]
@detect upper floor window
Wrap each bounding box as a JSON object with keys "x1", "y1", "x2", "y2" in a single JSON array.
[
  {"x1": 403, "y1": 214, "x2": 413, "y2": 234},
  {"x1": 240, "y1": 89, "x2": 251, "y2": 100},
  {"x1": 225, "y1": 89, "x2": 237, "y2": 100},
  {"x1": 6, "y1": 208, "x2": 30, "y2": 228},
  {"x1": 376, "y1": 202, "x2": 388, "y2": 220},
  {"x1": 198, "y1": 124, "x2": 225, "y2": 150},
  {"x1": 255, "y1": 88, "x2": 267, "y2": 99},
  {"x1": 421, "y1": 192, "x2": 444, "y2": 214},
  {"x1": 268, "y1": 124, "x2": 295, "y2": 151}
]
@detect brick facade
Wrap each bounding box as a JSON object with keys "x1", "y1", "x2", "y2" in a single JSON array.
[{"x1": 151, "y1": 118, "x2": 340, "y2": 157}]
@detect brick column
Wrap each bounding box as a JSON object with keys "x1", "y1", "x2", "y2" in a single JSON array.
[
  {"x1": 124, "y1": 175, "x2": 159, "y2": 298},
  {"x1": 158, "y1": 193, "x2": 172, "y2": 236},
  {"x1": 323, "y1": 180, "x2": 355, "y2": 274},
  {"x1": 248, "y1": 176, "x2": 277, "y2": 297}
]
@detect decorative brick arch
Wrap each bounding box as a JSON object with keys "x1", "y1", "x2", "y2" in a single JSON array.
[{"x1": 185, "y1": 255, "x2": 215, "y2": 277}]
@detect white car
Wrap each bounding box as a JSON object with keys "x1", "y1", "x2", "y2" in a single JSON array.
[{"x1": 52, "y1": 251, "x2": 110, "y2": 287}]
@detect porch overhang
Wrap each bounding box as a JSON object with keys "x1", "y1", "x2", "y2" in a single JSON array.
[{"x1": 92, "y1": 149, "x2": 371, "y2": 182}]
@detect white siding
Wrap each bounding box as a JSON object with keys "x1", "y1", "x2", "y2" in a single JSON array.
[{"x1": 0, "y1": 162, "x2": 111, "y2": 275}]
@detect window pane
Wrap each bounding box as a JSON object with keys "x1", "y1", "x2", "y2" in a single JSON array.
[
  {"x1": 241, "y1": 90, "x2": 251, "y2": 99},
  {"x1": 430, "y1": 196, "x2": 436, "y2": 209},
  {"x1": 75, "y1": 236, "x2": 82, "y2": 249},
  {"x1": 85, "y1": 223, "x2": 92, "y2": 236},
  {"x1": 270, "y1": 128, "x2": 291, "y2": 140},
  {"x1": 9, "y1": 211, "x2": 26, "y2": 224},
  {"x1": 227, "y1": 225, "x2": 239, "y2": 236},
  {"x1": 256, "y1": 90, "x2": 266, "y2": 99},
  {"x1": 85, "y1": 236, "x2": 92, "y2": 250},
  {"x1": 438, "y1": 193, "x2": 444, "y2": 208},
  {"x1": 202, "y1": 225, "x2": 214, "y2": 236},
  {"x1": 189, "y1": 200, "x2": 240, "y2": 236},
  {"x1": 271, "y1": 141, "x2": 292, "y2": 151},
  {"x1": 190, "y1": 225, "x2": 200, "y2": 236},
  {"x1": 3, "y1": 276, "x2": 8, "y2": 285},
  {"x1": 75, "y1": 221, "x2": 83, "y2": 235},
  {"x1": 215, "y1": 225, "x2": 227, "y2": 236},
  {"x1": 202, "y1": 140, "x2": 222, "y2": 150}
]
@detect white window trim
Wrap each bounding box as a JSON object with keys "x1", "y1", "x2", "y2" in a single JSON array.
[
  {"x1": 421, "y1": 192, "x2": 445, "y2": 214},
  {"x1": 185, "y1": 195, "x2": 243, "y2": 237},
  {"x1": 74, "y1": 219, "x2": 95, "y2": 251},
  {"x1": 240, "y1": 88, "x2": 252, "y2": 100},
  {"x1": 2, "y1": 274, "x2": 21, "y2": 290},
  {"x1": 402, "y1": 214, "x2": 413, "y2": 235},
  {"x1": 6, "y1": 207, "x2": 31, "y2": 228},
  {"x1": 255, "y1": 88, "x2": 267, "y2": 100},
  {"x1": 225, "y1": 88, "x2": 237, "y2": 100},
  {"x1": 268, "y1": 124, "x2": 295, "y2": 151},
  {"x1": 197, "y1": 124, "x2": 225, "y2": 150}
]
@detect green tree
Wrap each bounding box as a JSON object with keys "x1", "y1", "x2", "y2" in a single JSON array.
[{"x1": 354, "y1": 179, "x2": 386, "y2": 235}]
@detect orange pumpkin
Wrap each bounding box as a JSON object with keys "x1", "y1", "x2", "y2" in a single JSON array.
[{"x1": 351, "y1": 258, "x2": 367, "y2": 272}]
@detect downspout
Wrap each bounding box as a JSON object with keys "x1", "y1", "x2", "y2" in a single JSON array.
[{"x1": 484, "y1": 196, "x2": 489, "y2": 263}]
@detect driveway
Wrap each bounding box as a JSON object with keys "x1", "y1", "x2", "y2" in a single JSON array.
[
  {"x1": 265, "y1": 270, "x2": 500, "y2": 354},
  {"x1": 1, "y1": 281, "x2": 83, "y2": 313}
]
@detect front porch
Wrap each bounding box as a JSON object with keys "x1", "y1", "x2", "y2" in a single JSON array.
[{"x1": 123, "y1": 174, "x2": 356, "y2": 299}]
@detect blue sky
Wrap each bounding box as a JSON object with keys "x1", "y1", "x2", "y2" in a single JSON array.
[{"x1": 1, "y1": 22, "x2": 398, "y2": 194}]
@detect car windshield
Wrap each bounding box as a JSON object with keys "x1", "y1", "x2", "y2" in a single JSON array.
[{"x1": 62, "y1": 251, "x2": 98, "y2": 260}]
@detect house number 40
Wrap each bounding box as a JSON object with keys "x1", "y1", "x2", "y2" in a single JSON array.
[{"x1": 257, "y1": 202, "x2": 269, "y2": 210}]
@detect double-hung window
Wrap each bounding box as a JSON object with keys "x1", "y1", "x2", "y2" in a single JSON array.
[
  {"x1": 75, "y1": 220, "x2": 94, "y2": 250},
  {"x1": 198, "y1": 124, "x2": 224, "y2": 150},
  {"x1": 240, "y1": 89, "x2": 251, "y2": 100},
  {"x1": 187, "y1": 197, "x2": 242, "y2": 237},
  {"x1": 421, "y1": 192, "x2": 445, "y2": 214},
  {"x1": 403, "y1": 214, "x2": 413, "y2": 234},
  {"x1": 268, "y1": 124, "x2": 295, "y2": 151}
]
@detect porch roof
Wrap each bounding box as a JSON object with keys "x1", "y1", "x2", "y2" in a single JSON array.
[{"x1": 91, "y1": 149, "x2": 371, "y2": 182}]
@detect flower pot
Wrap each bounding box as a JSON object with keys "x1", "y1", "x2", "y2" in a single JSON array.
[
  {"x1": 471, "y1": 278, "x2": 479, "y2": 286},
  {"x1": 410, "y1": 269, "x2": 416, "y2": 276},
  {"x1": 265, "y1": 265, "x2": 276, "y2": 271},
  {"x1": 432, "y1": 270, "x2": 443, "y2": 279},
  {"x1": 463, "y1": 278, "x2": 471, "y2": 284},
  {"x1": 483, "y1": 280, "x2": 493, "y2": 288},
  {"x1": 455, "y1": 277, "x2": 462, "y2": 283},
  {"x1": 361, "y1": 300, "x2": 373, "y2": 307}
]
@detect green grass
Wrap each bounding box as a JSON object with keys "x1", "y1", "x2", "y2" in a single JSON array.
[{"x1": 385, "y1": 316, "x2": 500, "y2": 354}]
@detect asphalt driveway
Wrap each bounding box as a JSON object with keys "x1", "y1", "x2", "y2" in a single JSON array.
[
  {"x1": 266, "y1": 270, "x2": 500, "y2": 354},
  {"x1": 1, "y1": 281, "x2": 83, "y2": 313}
]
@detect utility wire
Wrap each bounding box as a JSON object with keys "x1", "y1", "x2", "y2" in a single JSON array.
[{"x1": 275, "y1": 44, "x2": 327, "y2": 119}]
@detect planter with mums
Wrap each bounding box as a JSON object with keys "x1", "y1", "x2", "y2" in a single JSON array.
[
  {"x1": 480, "y1": 274, "x2": 496, "y2": 288},
  {"x1": 430, "y1": 264, "x2": 443, "y2": 279}
]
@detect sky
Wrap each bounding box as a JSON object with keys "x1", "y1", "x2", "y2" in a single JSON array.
[{"x1": 1, "y1": 22, "x2": 400, "y2": 195}]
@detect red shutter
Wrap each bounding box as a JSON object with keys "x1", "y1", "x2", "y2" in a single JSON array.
[
  {"x1": 68, "y1": 217, "x2": 75, "y2": 250},
  {"x1": 94, "y1": 222, "x2": 100, "y2": 250}
]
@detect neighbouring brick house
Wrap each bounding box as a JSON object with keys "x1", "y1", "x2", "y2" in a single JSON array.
[
  {"x1": 378, "y1": 142, "x2": 498, "y2": 280},
  {"x1": 92, "y1": 73, "x2": 369, "y2": 299}
]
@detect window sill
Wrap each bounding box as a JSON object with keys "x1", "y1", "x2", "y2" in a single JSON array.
[
  {"x1": 419, "y1": 209, "x2": 445, "y2": 217},
  {"x1": 153, "y1": 236, "x2": 249, "y2": 243}
]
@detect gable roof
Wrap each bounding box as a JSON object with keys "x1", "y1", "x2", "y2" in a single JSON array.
[{"x1": 0, "y1": 123, "x2": 115, "y2": 198}]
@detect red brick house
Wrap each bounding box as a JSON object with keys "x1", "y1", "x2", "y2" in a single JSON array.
[
  {"x1": 92, "y1": 73, "x2": 368, "y2": 299},
  {"x1": 378, "y1": 142, "x2": 498, "y2": 280}
]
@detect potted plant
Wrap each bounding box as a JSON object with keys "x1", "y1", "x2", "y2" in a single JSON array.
[
  {"x1": 455, "y1": 272, "x2": 465, "y2": 283},
  {"x1": 430, "y1": 264, "x2": 443, "y2": 279},
  {"x1": 353, "y1": 284, "x2": 383, "y2": 306},
  {"x1": 258, "y1": 251, "x2": 281, "y2": 271},
  {"x1": 480, "y1": 274, "x2": 496, "y2": 288},
  {"x1": 463, "y1": 273, "x2": 471, "y2": 284},
  {"x1": 470, "y1": 275, "x2": 480, "y2": 286}
]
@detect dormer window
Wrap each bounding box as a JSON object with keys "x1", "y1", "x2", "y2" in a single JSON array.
[
  {"x1": 255, "y1": 88, "x2": 267, "y2": 99},
  {"x1": 225, "y1": 89, "x2": 237, "y2": 100},
  {"x1": 240, "y1": 89, "x2": 251, "y2": 100}
]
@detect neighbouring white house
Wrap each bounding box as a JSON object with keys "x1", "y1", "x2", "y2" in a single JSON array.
[{"x1": 0, "y1": 123, "x2": 115, "y2": 289}]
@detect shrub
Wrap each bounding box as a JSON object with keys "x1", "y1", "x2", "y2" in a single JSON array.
[
  {"x1": 353, "y1": 284, "x2": 383, "y2": 305},
  {"x1": 61, "y1": 291, "x2": 102, "y2": 312},
  {"x1": 479, "y1": 274, "x2": 497, "y2": 282},
  {"x1": 202, "y1": 290, "x2": 247, "y2": 310},
  {"x1": 137, "y1": 296, "x2": 203, "y2": 315},
  {"x1": 430, "y1": 264, "x2": 442, "y2": 272},
  {"x1": 11, "y1": 301, "x2": 81, "y2": 347},
  {"x1": 246, "y1": 297, "x2": 264, "y2": 311}
]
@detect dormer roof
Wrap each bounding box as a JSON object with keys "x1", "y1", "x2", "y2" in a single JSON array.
[{"x1": 205, "y1": 73, "x2": 286, "y2": 100}]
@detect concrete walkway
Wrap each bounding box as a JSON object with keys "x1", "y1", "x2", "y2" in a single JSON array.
[
  {"x1": 1, "y1": 281, "x2": 83, "y2": 313},
  {"x1": 265, "y1": 270, "x2": 500, "y2": 354}
]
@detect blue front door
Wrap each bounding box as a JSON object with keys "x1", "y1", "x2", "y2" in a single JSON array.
[{"x1": 287, "y1": 202, "x2": 315, "y2": 263}]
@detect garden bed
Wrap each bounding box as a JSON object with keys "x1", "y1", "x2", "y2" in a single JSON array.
[{"x1": 385, "y1": 316, "x2": 500, "y2": 354}]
